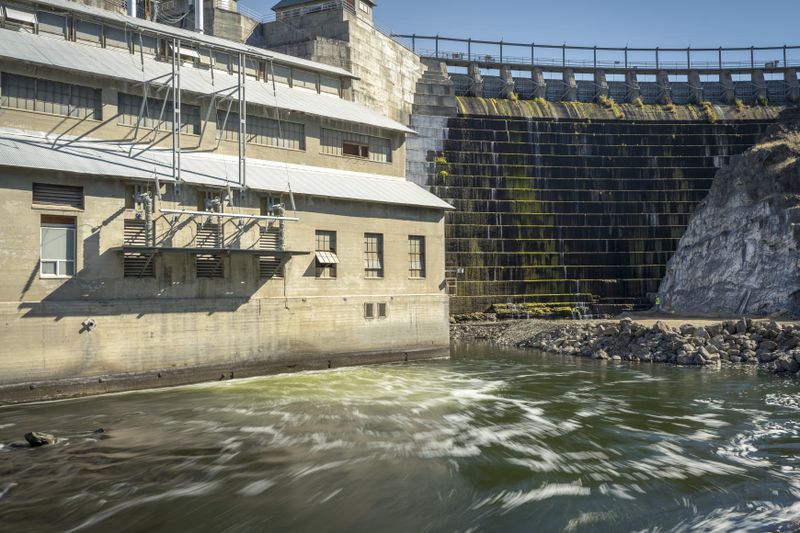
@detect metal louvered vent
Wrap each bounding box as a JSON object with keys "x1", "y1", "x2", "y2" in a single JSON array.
[
  {"x1": 32, "y1": 183, "x2": 84, "y2": 209},
  {"x1": 123, "y1": 219, "x2": 148, "y2": 246},
  {"x1": 259, "y1": 227, "x2": 283, "y2": 279},
  {"x1": 196, "y1": 254, "x2": 224, "y2": 278},
  {"x1": 123, "y1": 219, "x2": 154, "y2": 278},
  {"x1": 196, "y1": 222, "x2": 222, "y2": 248}
]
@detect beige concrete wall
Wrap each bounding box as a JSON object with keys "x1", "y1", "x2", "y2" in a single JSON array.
[
  {"x1": 262, "y1": 9, "x2": 426, "y2": 125},
  {"x1": 0, "y1": 169, "x2": 449, "y2": 388},
  {"x1": 0, "y1": 60, "x2": 407, "y2": 178}
]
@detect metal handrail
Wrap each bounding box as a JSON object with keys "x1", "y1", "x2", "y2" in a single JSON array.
[{"x1": 393, "y1": 34, "x2": 800, "y2": 72}]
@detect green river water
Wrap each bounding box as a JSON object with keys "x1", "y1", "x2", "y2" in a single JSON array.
[{"x1": 1, "y1": 344, "x2": 799, "y2": 532}]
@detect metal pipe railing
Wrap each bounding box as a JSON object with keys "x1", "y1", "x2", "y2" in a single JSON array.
[{"x1": 393, "y1": 34, "x2": 800, "y2": 72}]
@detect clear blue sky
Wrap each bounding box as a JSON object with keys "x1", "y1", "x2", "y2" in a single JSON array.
[{"x1": 241, "y1": 0, "x2": 800, "y2": 48}]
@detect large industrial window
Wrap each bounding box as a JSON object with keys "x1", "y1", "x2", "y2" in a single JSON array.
[
  {"x1": 0, "y1": 73, "x2": 101, "y2": 119},
  {"x1": 118, "y1": 93, "x2": 200, "y2": 135},
  {"x1": 40, "y1": 215, "x2": 76, "y2": 277},
  {"x1": 364, "y1": 233, "x2": 384, "y2": 279},
  {"x1": 1, "y1": 5, "x2": 36, "y2": 32},
  {"x1": 216, "y1": 111, "x2": 305, "y2": 150},
  {"x1": 320, "y1": 128, "x2": 392, "y2": 163},
  {"x1": 315, "y1": 230, "x2": 338, "y2": 279},
  {"x1": 408, "y1": 236, "x2": 426, "y2": 279},
  {"x1": 32, "y1": 183, "x2": 84, "y2": 210}
]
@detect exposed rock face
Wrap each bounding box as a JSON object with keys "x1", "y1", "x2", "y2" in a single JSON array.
[{"x1": 659, "y1": 109, "x2": 800, "y2": 317}]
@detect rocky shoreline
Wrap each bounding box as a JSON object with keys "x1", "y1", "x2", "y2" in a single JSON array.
[{"x1": 451, "y1": 317, "x2": 800, "y2": 376}]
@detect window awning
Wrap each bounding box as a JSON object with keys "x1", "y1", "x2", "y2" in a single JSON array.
[
  {"x1": 4, "y1": 6, "x2": 37, "y2": 24},
  {"x1": 315, "y1": 251, "x2": 340, "y2": 265}
]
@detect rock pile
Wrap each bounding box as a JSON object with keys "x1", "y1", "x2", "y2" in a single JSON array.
[{"x1": 519, "y1": 318, "x2": 800, "y2": 375}]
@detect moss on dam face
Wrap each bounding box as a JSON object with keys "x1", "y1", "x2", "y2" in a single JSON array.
[{"x1": 434, "y1": 98, "x2": 781, "y2": 316}]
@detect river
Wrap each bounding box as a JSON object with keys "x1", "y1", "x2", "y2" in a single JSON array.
[{"x1": 1, "y1": 344, "x2": 799, "y2": 532}]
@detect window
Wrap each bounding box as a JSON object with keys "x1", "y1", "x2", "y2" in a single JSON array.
[
  {"x1": 320, "y1": 128, "x2": 392, "y2": 163},
  {"x1": 32, "y1": 183, "x2": 84, "y2": 209},
  {"x1": 261, "y1": 196, "x2": 283, "y2": 217},
  {"x1": 377, "y1": 303, "x2": 387, "y2": 319},
  {"x1": 40, "y1": 215, "x2": 75, "y2": 277},
  {"x1": 269, "y1": 64, "x2": 291, "y2": 86},
  {"x1": 75, "y1": 20, "x2": 102, "y2": 45},
  {"x1": 364, "y1": 303, "x2": 374, "y2": 319},
  {"x1": 2, "y1": 6, "x2": 36, "y2": 31},
  {"x1": 118, "y1": 93, "x2": 200, "y2": 135},
  {"x1": 364, "y1": 233, "x2": 383, "y2": 279},
  {"x1": 197, "y1": 190, "x2": 223, "y2": 213},
  {"x1": 37, "y1": 12, "x2": 66, "y2": 37},
  {"x1": 315, "y1": 230, "x2": 338, "y2": 279},
  {"x1": 292, "y1": 68, "x2": 318, "y2": 91},
  {"x1": 104, "y1": 26, "x2": 130, "y2": 50},
  {"x1": 216, "y1": 111, "x2": 305, "y2": 150},
  {"x1": 343, "y1": 141, "x2": 369, "y2": 159},
  {"x1": 0, "y1": 73, "x2": 101, "y2": 119},
  {"x1": 320, "y1": 75, "x2": 340, "y2": 96},
  {"x1": 408, "y1": 236, "x2": 426, "y2": 278}
]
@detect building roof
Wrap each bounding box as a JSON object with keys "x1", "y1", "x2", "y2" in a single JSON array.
[
  {"x1": 272, "y1": 0, "x2": 375, "y2": 11},
  {"x1": 24, "y1": 0, "x2": 355, "y2": 79},
  {"x1": 0, "y1": 129, "x2": 453, "y2": 211},
  {"x1": 0, "y1": 28, "x2": 414, "y2": 134}
]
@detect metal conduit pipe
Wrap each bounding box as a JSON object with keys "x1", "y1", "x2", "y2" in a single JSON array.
[
  {"x1": 160, "y1": 208, "x2": 299, "y2": 222},
  {"x1": 195, "y1": 0, "x2": 204, "y2": 33}
]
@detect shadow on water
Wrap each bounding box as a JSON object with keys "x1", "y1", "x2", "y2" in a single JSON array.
[{"x1": 0, "y1": 344, "x2": 799, "y2": 532}]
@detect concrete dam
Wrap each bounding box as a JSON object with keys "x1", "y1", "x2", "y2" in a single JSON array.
[
  {"x1": 424, "y1": 102, "x2": 776, "y2": 315},
  {"x1": 402, "y1": 36, "x2": 794, "y2": 316}
]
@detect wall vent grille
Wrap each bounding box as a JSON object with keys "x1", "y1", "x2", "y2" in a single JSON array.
[{"x1": 32, "y1": 183, "x2": 84, "y2": 209}]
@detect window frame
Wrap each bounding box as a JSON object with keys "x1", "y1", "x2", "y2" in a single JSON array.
[
  {"x1": 408, "y1": 235, "x2": 426, "y2": 279},
  {"x1": 364, "y1": 233, "x2": 384, "y2": 279},
  {"x1": 315, "y1": 230, "x2": 338, "y2": 279},
  {"x1": 39, "y1": 216, "x2": 76, "y2": 279}
]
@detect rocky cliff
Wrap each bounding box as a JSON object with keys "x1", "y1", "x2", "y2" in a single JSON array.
[{"x1": 659, "y1": 108, "x2": 800, "y2": 317}]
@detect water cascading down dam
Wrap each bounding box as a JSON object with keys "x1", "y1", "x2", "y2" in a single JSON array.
[{"x1": 403, "y1": 36, "x2": 796, "y2": 316}]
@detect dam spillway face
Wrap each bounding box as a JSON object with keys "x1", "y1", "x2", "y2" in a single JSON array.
[{"x1": 432, "y1": 100, "x2": 778, "y2": 316}]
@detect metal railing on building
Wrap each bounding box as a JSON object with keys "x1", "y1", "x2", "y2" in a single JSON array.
[{"x1": 392, "y1": 34, "x2": 800, "y2": 73}]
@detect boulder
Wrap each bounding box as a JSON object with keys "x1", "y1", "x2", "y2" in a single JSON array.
[{"x1": 24, "y1": 432, "x2": 57, "y2": 447}]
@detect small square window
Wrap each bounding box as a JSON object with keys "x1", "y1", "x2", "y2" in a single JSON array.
[{"x1": 364, "y1": 303, "x2": 374, "y2": 319}]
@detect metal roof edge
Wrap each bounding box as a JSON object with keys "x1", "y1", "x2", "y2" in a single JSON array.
[{"x1": 22, "y1": 0, "x2": 357, "y2": 79}]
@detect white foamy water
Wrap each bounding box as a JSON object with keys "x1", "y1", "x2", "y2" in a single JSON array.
[{"x1": 0, "y1": 344, "x2": 798, "y2": 532}]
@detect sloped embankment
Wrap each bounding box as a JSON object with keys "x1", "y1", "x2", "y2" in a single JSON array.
[{"x1": 658, "y1": 108, "x2": 800, "y2": 316}]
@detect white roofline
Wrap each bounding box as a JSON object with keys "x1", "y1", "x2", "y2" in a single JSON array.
[
  {"x1": 18, "y1": 0, "x2": 357, "y2": 80},
  {"x1": 0, "y1": 129, "x2": 454, "y2": 210},
  {"x1": 0, "y1": 27, "x2": 415, "y2": 133}
]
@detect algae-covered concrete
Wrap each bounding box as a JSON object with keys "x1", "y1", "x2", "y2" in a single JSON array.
[{"x1": 419, "y1": 99, "x2": 781, "y2": 315}]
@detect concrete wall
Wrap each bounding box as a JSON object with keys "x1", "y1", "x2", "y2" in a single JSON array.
[
  {"x1": 262, "y1": 8, "x2": 426, "y2": 125},
  {"x1": 0, "y1": 169, "x2": 449, "y2": 398}
]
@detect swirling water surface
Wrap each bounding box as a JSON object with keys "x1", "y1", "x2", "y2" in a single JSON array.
[{"x1": 1, "y1": 344, "x2": 799, "y2": 532}]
